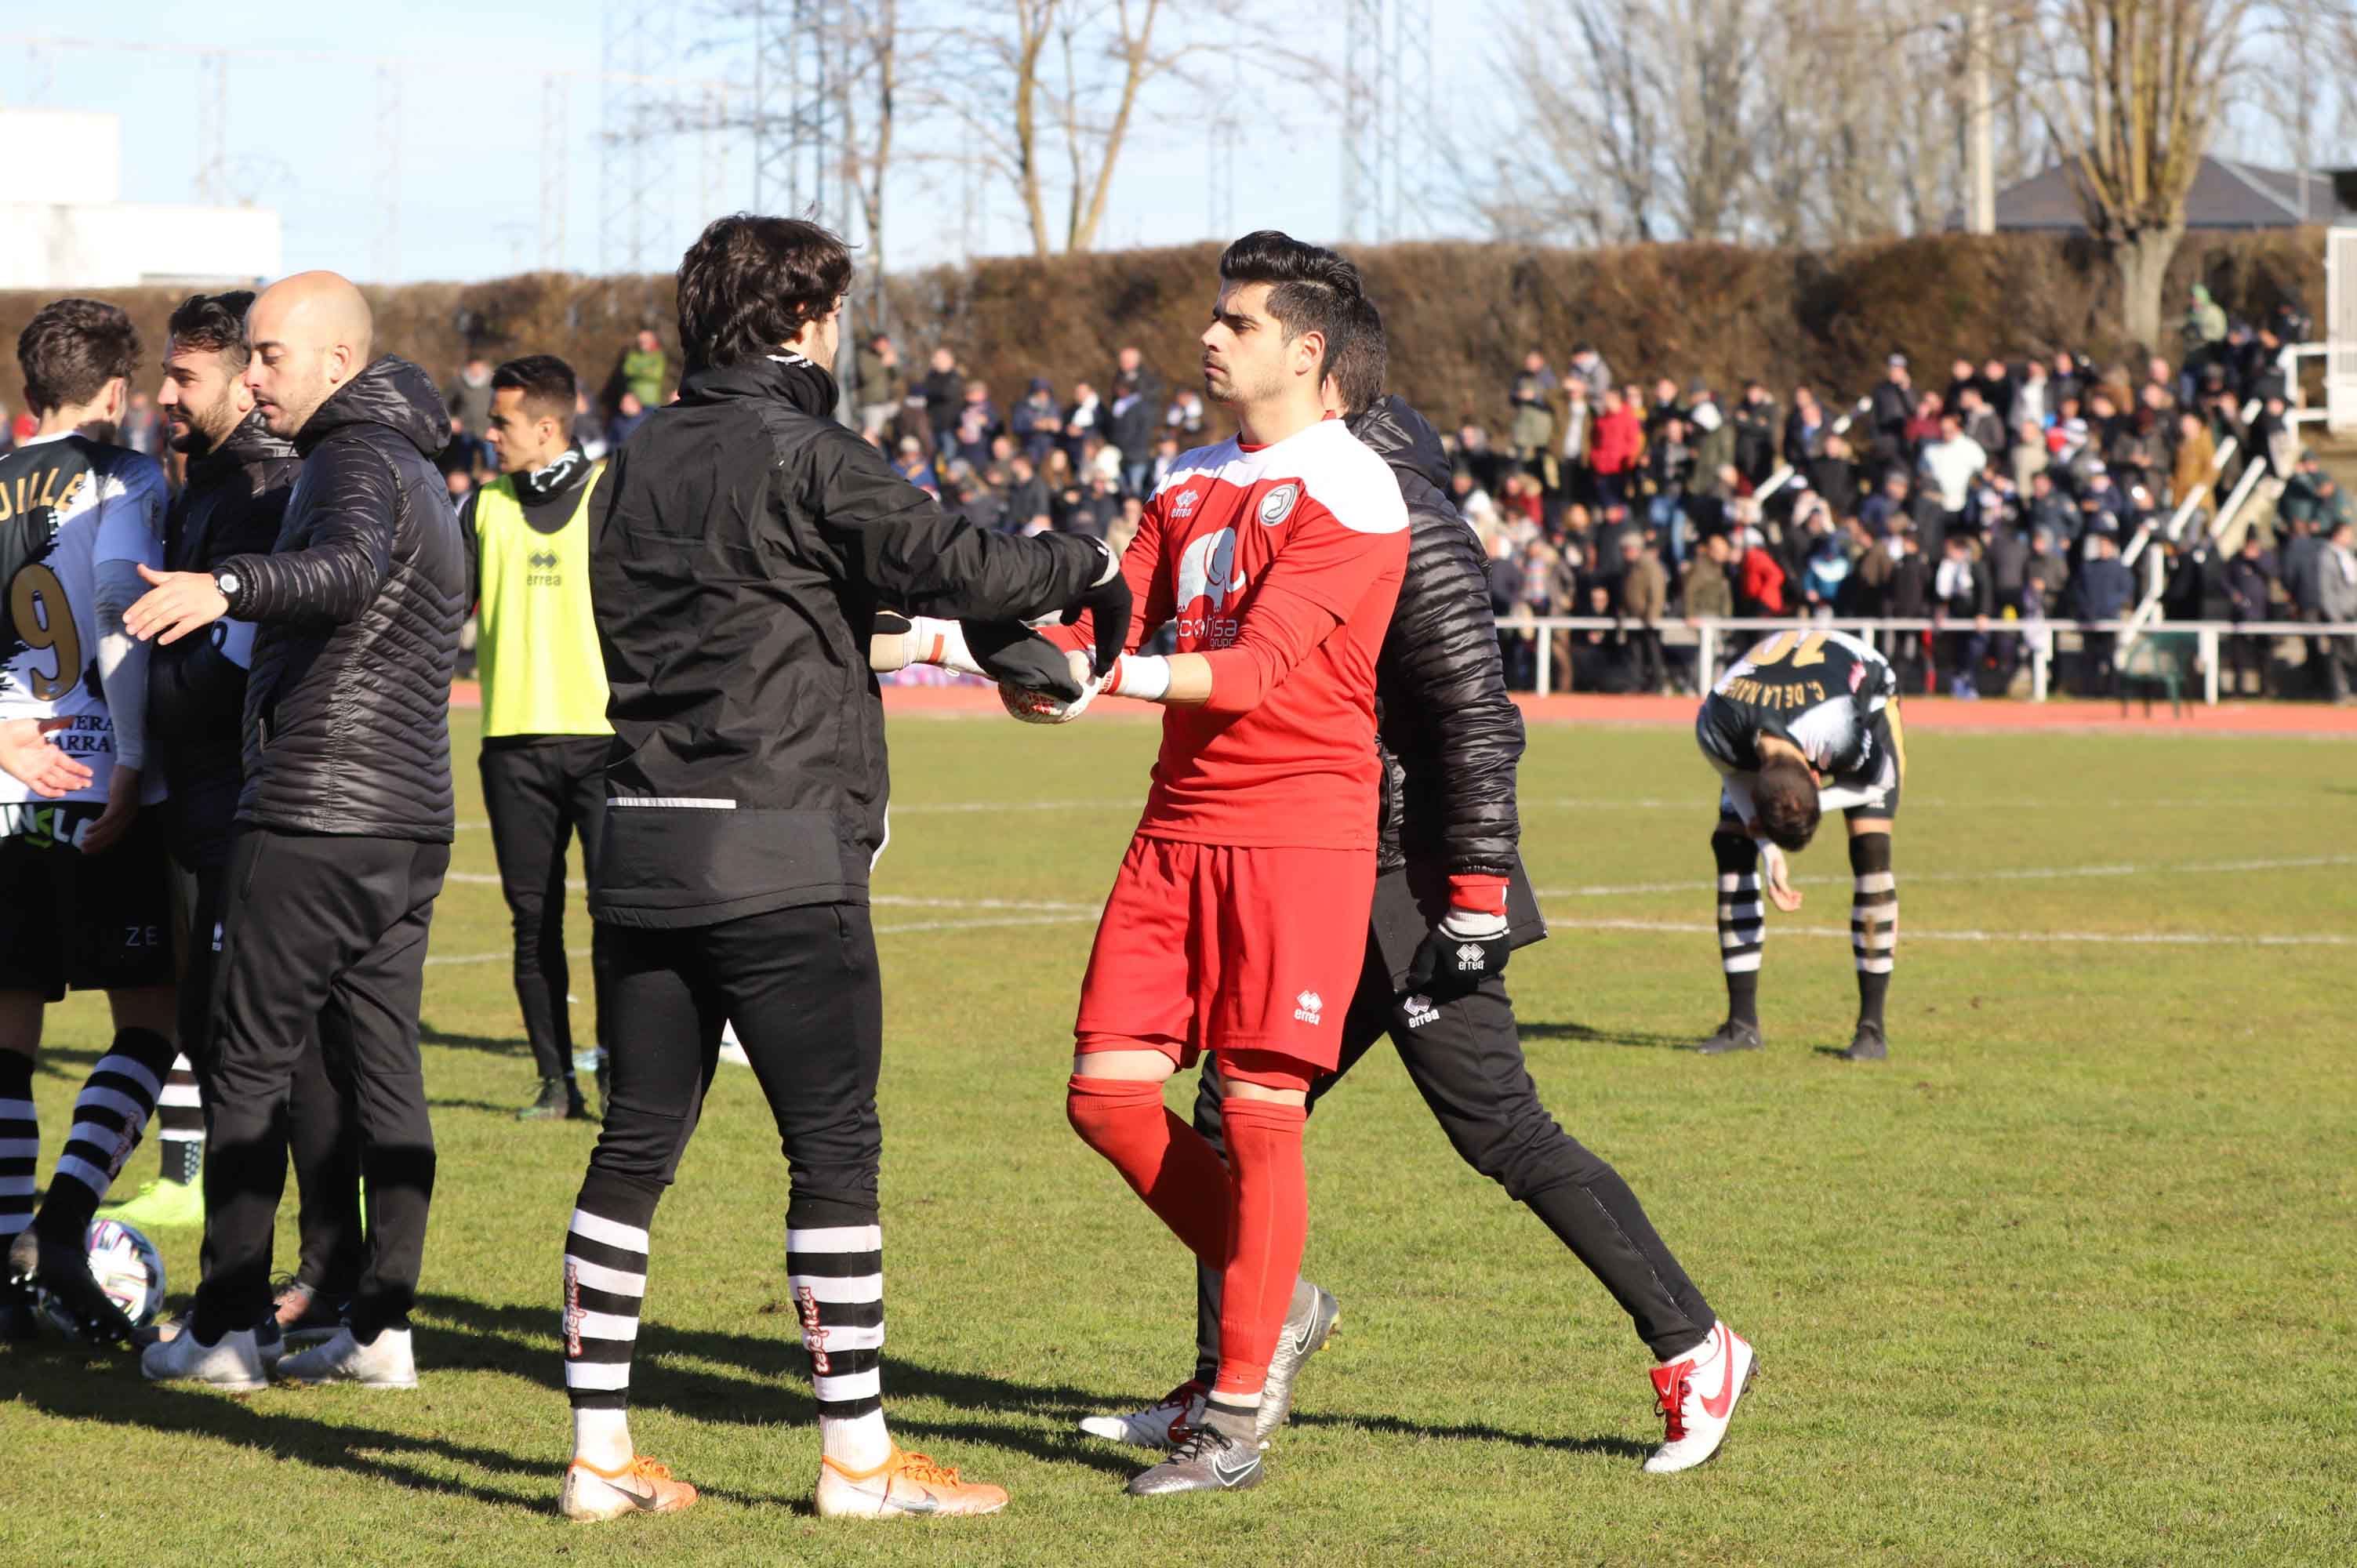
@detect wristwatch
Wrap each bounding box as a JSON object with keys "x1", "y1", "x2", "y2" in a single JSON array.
[{"x1": 212, "y1": 568, "x2": 242, "y2": 603}]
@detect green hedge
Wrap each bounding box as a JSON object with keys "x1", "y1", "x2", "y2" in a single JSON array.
[{"x1": 2, "y1": 228, "x2": 2323, "y2": 429}]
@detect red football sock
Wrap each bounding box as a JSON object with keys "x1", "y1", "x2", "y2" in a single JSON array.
[
  {"x1": 1066, "y1": 1076, "x2": 1230, "y2": 1264},
  {"x1": 1212, "y1": 1098, "x2": 1309, "y2": 1398}
]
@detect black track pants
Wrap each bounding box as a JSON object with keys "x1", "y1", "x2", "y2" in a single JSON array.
[
  {"x1": 480, "y1": 737, "x2": 612, "y2": 1080},
  {"x1": 194, "y1": 829, "x2": 447, "y2": 1341},
  {"x1": 1193, "y1": 905, "x2": 1716, "y2": 1368},
  {"x1": 583, "y1": 902, "x2": 883, "y2": 1226}
]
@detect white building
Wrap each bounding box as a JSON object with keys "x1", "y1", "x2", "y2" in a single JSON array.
[{"x1": 0, "y1": 108, "x2": 281, "y2": 292}]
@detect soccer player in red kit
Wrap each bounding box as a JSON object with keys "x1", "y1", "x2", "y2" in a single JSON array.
[{"x1": 1023, "y1": 232, "x2": 1407, "y2": 1497}]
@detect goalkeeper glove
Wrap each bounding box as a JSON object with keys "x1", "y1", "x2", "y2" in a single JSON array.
[
  {"x1": 964, "y1": 620, "x2": 1085, "y2": 699},
  {"x1": 1403, "y1": 877, "x2": 1514, "y2": 995}
]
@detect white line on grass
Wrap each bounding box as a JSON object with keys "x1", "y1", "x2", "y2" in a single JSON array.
[
  {"x1": 1536, "y1": 851, "x2": 2357, "y2": 900},
  {"x1": 1551, "y1": 917, "x2": 2357, "y2": 949}
]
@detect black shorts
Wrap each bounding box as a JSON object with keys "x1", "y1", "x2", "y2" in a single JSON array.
[{"x1": 0, "y1": 806, "x2": 176, "y2": 1000}]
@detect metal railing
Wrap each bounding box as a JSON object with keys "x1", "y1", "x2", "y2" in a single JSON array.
[{"x1": 1496, "y1": 614, "x2": 2357, "y2": 706}]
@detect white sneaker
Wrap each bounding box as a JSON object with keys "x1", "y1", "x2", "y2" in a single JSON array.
[
  {"x1": 1644, "y1": 1321, "x2": 1757, "y2": 1473},
  {"x1": 140, "y1": 1324, "x2": 268, "y2": 1391},
  {"x1": 717, "y1": 1021, "x2": 750, "y2": 1067},
  {"x1": 1078, "y1": 1378, "x2": 1207, "y2": 1451},
  {"x1": 274, "y1": 1325, "x2": 418, "y2": 1388}
]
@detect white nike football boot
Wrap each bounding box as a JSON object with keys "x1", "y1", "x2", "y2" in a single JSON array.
[
  {"x1": 140, "y1": 1325, "x2": 270, "y2": 1391},
  {"x1": 274, "y1": 1325, "x2": 418, "y2": 1388},
  {"x1": 560, "y1": 1455, "x2": 700, "y2": 1521},
  {"x1": 1079, "y1": 1379, "x2": 1208, "y2": 1451},
  {"x1": 1644, "y1": 1320, "x2": 1758, "y2": 1473}
]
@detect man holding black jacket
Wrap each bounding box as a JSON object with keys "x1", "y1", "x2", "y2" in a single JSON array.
[
  {"x1": 1066, "y1": 299, "x2": 1754, "y2": 1477},
  {"x1": 130, "y1": 271, "x2": 466, "y2": 1392},
  {"x1": 553, "y1": 214, "x2": 1128, "y2": 1525}
]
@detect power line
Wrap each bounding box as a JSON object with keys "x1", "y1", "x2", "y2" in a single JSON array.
[
  {"x1": 372, "y1": 64, "x2": 401, "y2": 283},
  {"x1": 1339, "y1": 0, "x2": 1430, "y2": 244},
  {"x1": 194, "y1": 53, "x2": 228, "y2": 205},
  {"x1": 601, "y1": 0, "x2": 681, "y2": 275}
]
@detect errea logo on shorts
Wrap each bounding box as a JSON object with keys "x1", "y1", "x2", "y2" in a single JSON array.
[
  {"x1": 1293, "y1": 989, "x2": 1324, "y2": 1025},
  {"x1": 1404, "y1": 993, "x2": 1439, "y2": 1029}
]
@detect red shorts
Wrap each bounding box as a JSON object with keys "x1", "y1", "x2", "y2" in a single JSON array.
[{"x1": 1073, "y1": 835, "x2": 1374, "y2": 1076}]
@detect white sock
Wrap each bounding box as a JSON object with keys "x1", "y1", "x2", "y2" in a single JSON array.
[
  {"x1": 1662, "y1": 1323, "x2": 1723, "y2": 1370},
  {"x1": 572, "y1": 1408, "x2": 634, "y2": 1470},
  {"x1": 820, "y1": 1409, "x2": 894, "y2": 1470}
]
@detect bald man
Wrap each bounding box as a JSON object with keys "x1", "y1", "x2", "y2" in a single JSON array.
[{"x1": 129, "y1": 271, "x2": 467, "y2": 1392}]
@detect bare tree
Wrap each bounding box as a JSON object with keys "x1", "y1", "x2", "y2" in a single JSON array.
[
  {"x1": 2018, "y1": 0, "x2": 2259, "y2": 352},
  {"x1": 917, "y1": 0, "x2": 1254, "y2": 256}
]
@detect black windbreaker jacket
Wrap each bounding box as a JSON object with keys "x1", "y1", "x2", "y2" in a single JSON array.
[
  {"x1": 587, "y1": 355, "x2": 1112, "y2": 928},
  {"x1": 150, "y1": 412, "x2": 301, "y2": 869},
  {"x1": 216, "y1": 356, "x2": 467, "y2": 841}
]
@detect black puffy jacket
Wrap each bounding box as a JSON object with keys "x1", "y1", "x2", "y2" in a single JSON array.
[
  {"x1": 590, "y1": 354, "x2": 1117, "y2": 928},
  {"x1": 150, "y1": 412, "x2": 302, "y2": 868},
  {"x1": 1351, "y1": 397, "x2": 1524, "y2": 878},
  {"x1": 215, "y1": 356, "x2": 467, "y2": 841}
]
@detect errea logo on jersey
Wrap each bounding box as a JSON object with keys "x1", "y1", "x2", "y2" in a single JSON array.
[
  {"x1": 1294, "y1": 990, "x2": 1324, "y2": 1025},
  {"x1": 1258, "y1": 481, "x2": 1301, "y2": 526},
  {"x1": 1170, "y1": 488, "x2": 1201, "y2": 518}
]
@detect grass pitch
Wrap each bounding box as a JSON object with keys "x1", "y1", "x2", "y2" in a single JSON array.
[{"x1": 4, "y1": 708, "x2": 2352, "y2": 1567}]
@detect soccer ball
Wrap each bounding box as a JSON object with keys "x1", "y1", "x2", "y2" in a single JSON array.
[
  {"x1": 998, "y1": 677, "x2": 1095, "y2": 725},
  {"x1": 37, "y1": 1219, "x2": 165, "y2": 1340}
]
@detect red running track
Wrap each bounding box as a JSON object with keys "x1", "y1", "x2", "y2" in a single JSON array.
[{"x1": 449, "y1": 679, "x2": 2357, "y2": 735}]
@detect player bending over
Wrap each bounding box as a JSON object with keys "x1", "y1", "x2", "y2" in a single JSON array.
[
  {"x1": 1693, "y1": 627, "x2": 1903, "y2": 1062},
  {"x1": 1013, "y1": 232, "x2": 1408, "y2": 1497}
]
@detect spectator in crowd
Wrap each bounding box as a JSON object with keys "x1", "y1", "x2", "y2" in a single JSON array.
[
  {"x1": 446, "y1": 355, "x2": 495, "y2": 470},
  {"x1": 1062, "y1": 379, "x2": 1103, "y2": 468},
  {"x1": 1732, "y1": 523, "x2": 1789, "y2": 618},
  {"x1": 2224, "y1": 530, "x2": 2277, "y2": 695},
  {"x1": 1858, "y1": 467, "x2": 1909, "y2": 540},
  {"x1": 2074, "y1": 531, "x2": 2135, "y2": 695},
  {"x1": 1869, "y1": 353, "x2": 1914, "y2": 466},
  {"x1": 1732, "y1": 381, "x2": 1778, "y2": 485},
  {"x1": 1008, "y1": 377, "x2": 1062, "y2": 464},
  {"x1": 1566, "y1": 342, "x2": 1612, "y2": 402},
  {"x1": 572, "y1": 390, "x2": 608, "y2": 460},
  {"x1": 1617, "y1": 531, "x2": 1668, "y2": 694},
  {"x1": 605, "y1": 390, "x2": 649, "y2": 451},
  {"x1": 1508, "y1": 350, "x2": 1557, "y2": 481},
  {"x1": 1956, "y1": 384, "x2": 2004, "y2": 455},
  {"x1": 1782, "y1": 384, "x2": 1827, "y2": 469},
  {"x1": 1887, "y1": 528, "x2": 1933, "y2": 693},
  {"x1": 2184, "y1": 284, "x2": 2228, "y2": 356},
  {"x1": 854, "y1": 332, "x2": 902, "y2": 436},
  {"x1": 2015, "y1": 357, "x2": 2051, "y2": 428},
  {"x1": 1681, "y1": 531, "x2": 1735, "y2": 688},
  {"x1": 921, "y1": 347, "x2": 964, "y2": 456},
  {"x1": 1918, "y1": 411, "x2": 1987, "y2": 549},
  {"x1": 1590, "y1": 386, "x2": 1642, "y2": 508},
  {"x1": 892, "y1": 434, "x2": 939, "y2": 496},
  {"x1": 1644, "y1": 415, "x2": 1695, "y2": 546},
  {"x1": 1166, "y1": 387, "x2": 1207, "y2": 439},
  {"x1": 1569, "y1": 582, "x2": 1633, "y2": 692},
  {"x1": 951, "y1": 379, "x2": 1001, "y2": 471},
  {"x1": 1149, "y1": 433, "x2": 1182, "y2": 491},
  {"x1": 1108, "y1": 345, "x2": 1161, "y2": 495},
  {"x1": 2170, "y1": 409, "x2": 2218, "y2": 523},
  {"x1": 621, "y1": 327, "x2": 666, "y2": 408},
  {"x1": 2319, "y1": 518, "x2": 2357, "y2": 703},
  {"x1": 1932, "y1": 532, "x2": 1993, "y2": 698},
  {"x1": 1558, "y1": 379, "x2": 1593, "y2": 499}
]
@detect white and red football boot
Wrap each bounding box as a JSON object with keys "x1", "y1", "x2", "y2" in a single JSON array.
[{"x1": 1644, "y1": 1320, "x2": 1757, "y2": 1473}]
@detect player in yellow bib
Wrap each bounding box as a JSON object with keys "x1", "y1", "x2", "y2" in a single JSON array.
[{"x1": 464, "y1": 355, "x2": 613, "y2": 1120}]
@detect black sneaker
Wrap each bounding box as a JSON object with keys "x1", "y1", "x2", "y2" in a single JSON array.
[
  {"x1": 516, "y1": 1076, "x2": 592, "y2": 1121},
  {"x1": 273, "y1": 1276, "x2": 350, "y2": 1345},
  {"x1": 1255, "y1": 1280, "x2": 1340, "y2": 1442},
  {"x1": 2, "y1": 1274, "x2": 42, "y2": 1343},
  {"x1": 8, "y1": 1226, "x2": 135, "y2": 1344},
  {"x1": 1839, "y1": 1021, "x2": 1888, "y2": 1062},
  {"x1": 1124, "y1": 1413, "x2": 1266, "y2": 1497},
  {"x1": 1695, "y1": 1019, "x2": 1763, "y2": 1055}
]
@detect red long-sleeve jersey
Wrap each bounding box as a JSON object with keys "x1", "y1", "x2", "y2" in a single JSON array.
[{"x1": 1053, "y1": 416, "x2": 1408, "y2": 849}]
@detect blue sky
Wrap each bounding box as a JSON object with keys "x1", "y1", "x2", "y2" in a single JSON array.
[{"x1": 9, "y1": 2, "x2": 1389, "y2": 285}]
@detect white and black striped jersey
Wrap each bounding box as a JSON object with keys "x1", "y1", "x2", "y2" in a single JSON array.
[
  {"x1": 0, "y1": 433, "x2": 165, "y2": 809},
  {"x1": 1694, "y1": 628, "x2": 1898, "y2": 787}
]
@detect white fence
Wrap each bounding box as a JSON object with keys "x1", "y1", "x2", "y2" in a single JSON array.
[{"x1": 1498, "y1": 615, "x2": 2357, "y2": 706}]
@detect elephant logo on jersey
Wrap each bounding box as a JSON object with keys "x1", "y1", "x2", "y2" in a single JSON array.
[{"x1": 1175, "y1": 526, "x2": 1244, "y2": 617}]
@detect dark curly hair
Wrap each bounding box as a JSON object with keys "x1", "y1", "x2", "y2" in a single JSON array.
[
  {"x1": 165, "y1": 290, "x2": 256, "y2": 376},
  {"x1": 18, "y1": 297, "x2": 142, "y2": 416},
  {"x1": 1217, "y1": 230, "x2": 1365, "y2": 386},
  {"x1": 1755, "y1": 756, "x2": 1824, "y2": 852},
  {"x1": 676, "y1": 214, "x2": 854, "y2": 375},
  {"x1": 1325, "y1": 292, "x2": 1386, "y2": 418}
]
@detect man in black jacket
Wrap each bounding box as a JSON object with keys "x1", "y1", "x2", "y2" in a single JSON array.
[
  {"x1": 550, "y1": 216, "x2": 1128, "y2": 1526},
  {"x1": 129, "y1": 271, "x2": 465, "y2": 1392},
  {"x1": 116, "y1": 291, "x2": 364, "y2": 1348},
  {"x1": 1067, "y1": 298, "x2": 1748, "y2": 1477}
]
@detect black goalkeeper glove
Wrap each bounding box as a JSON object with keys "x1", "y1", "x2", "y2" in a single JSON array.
[
  {"x1": 1061, "y1": 538, "x2": 1131, "y2": 679},
  {"x1": 1403, "y1": 907, "x2": 1513, "y2": 996},
  {"x1": 962, "y1": 620, "x2": 1084, "y2": 699}
]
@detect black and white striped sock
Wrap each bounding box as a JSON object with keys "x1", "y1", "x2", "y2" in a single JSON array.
[
  {"x1": 157, "y1": 1054, "x2": 203, "y2": 1186},
  {"x1": 1712, "y1": 832, "x2": 1764, "y2": 1025},
  {"x1": 36, "y1": 1027, "x2": 176, "y2": 1245},
  {"x1": 790, "y1": 1216, "x2": 888, "y2": 1465},
  {"x1": 562, "y1": 1172, "x2": 656, "y2": 1412},
  {"x1": 0, "y1": 1053, "x2": 33, "y2": 1256},
  {"x1": 1850, "y1": 833, "x2": 1897, "y2": 1028}
]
